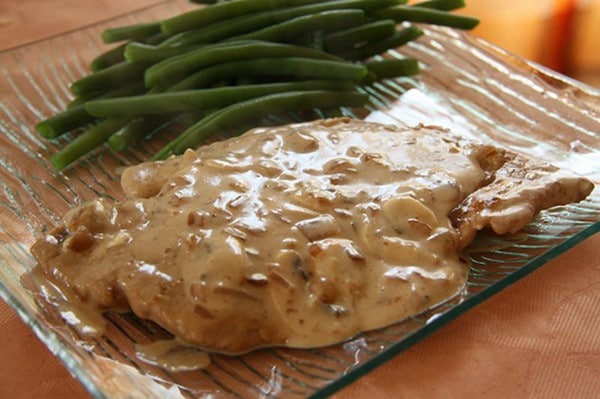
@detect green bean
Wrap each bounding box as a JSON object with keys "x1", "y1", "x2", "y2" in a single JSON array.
[
  {"x1": 165, "y1": 61, "x2": 272, "y2": 91},
  {"x1": 159, "y1": 57, "x2": 256, "y2": 91},
  {"x1": 51, "y1": 117, "x2": 131, "y2": 170},
  {"x1": 412, "y1": 0, "x2": 465, "y2": 11},
  {"x1": 124, "y1": 43, "x2": 205, "y2": 63},
  {"x1": 320, "y1": 108, "x2": 344, "y2": 118},
  {"x1": 101, "y1": 22, "x2": 162, "y2": 43},
  {"x1": 145, "y1": 41, "x2": 342, "y2": 88},
  {"x1": 36, "y1": 106, "x2": 96, "y2": 140},
  {"x1": 295, "y1": 29, "x2": 325, "y2": 51},
  {"x1": 154, "y1": 90, "x2": 368, "y2": 159},
  {"x1": 150, "y1": 109, "x2": 230, "y2": 160},
  {"x1": 108, "y1": 114, "x2": 177, "y2": 151},
  {"x1": 145, "y1": 31, "x2": 171, "y2": 45},
  {"x1": 109, "y1": 111, "x2": 207, "y2": 152},
  {"x1": 371, "y1": 5, "x2": 479, "y2": 30},
  {"x1": 178, "y1": 110, "x2": 211, "y2": 128},
  {"x1": 228, "y1": 10, "x2": 365, "y2": 43},
  {"x1": 124, "y1": 40, "x2": 258, "y2": 64},
  {"x1": 67, "y1": 91, "x2": 101, "y2": 109},
  {"x1": 38, "y1": 82, "x2": 146, "y2": 138},
  {"x1": 91, "y1": 31, "x2": 172, "y2": 72},
  {"x1": 324, "y1": 19, "x2": 396, "y2": 52},
  {"x1": 87, "y1": 80, "x2": 356, "y2": 117},
  {"x1": 71, "y1": 62, "x2": 148, "y2": 96},
  {"x1": 364, "y1": 58, "x2": 419, "y2": 82},
  {"x1": 335, "y1": 25, "x2": 423, "y2": 60},
  {"x1": 91, "y1": 43, "x2": 127, "y2": 72},
  {"x1": 172, "y1": 58, "x2": 367, "y2": 92},
  {"x1": 98, "y1": 64, "x2": 328, "y2": 151},
  {"x1": 166, "y1": 65, "x2": 230, "y2": 91},
  {"x1": 161, "y1": 0, "x2": 326, "y2": 34},
  {"x1": 169, "y1": 0, "x2": 404, "y2": 45},
  {"x1": 124, "y1": 39, "x2": 262, "y2": 64}
]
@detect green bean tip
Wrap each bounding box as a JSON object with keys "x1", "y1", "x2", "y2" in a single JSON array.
[
  {"x1": 50, "y1": 153, "x2": 68, "y2": 171},
  {"x1": 107, "y1": 135, "x2": 127, "y2": 152},
  {"x1": 36, "y1": 121, "x2": 56, "y2": 139}
]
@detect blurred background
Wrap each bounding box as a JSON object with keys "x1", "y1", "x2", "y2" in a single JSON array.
[{"x1": 458, "y1": 0, "x2": 600, "y2": 87}]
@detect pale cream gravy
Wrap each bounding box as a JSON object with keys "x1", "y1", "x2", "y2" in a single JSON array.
[{"x1": 30, "y1": 118, "x2": 592, "y2": 354}]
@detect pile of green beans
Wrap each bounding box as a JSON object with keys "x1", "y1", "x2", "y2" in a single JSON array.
[{"x1": 37, "y1": 0, "x2": 478, "y2": 170}]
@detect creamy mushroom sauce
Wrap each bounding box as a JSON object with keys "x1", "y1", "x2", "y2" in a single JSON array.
[{"x1": 30, "y1": 118, "x2": 592, "y2": 354}]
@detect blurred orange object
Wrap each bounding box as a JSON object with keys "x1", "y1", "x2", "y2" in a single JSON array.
[
  {"x1": 547, "y1": 0, "x2": 578, "y2": 73},
  {"x1": 460, "y1": 0, "x2": 600, "y2": 85},
  {"x1": 572, "y1": 0, "x2": 600, "y2": 85}
]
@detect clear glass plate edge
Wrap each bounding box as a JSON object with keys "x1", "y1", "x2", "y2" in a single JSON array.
[{"x1": 311, "y1": 221, "x2": 600, "y2": 398}]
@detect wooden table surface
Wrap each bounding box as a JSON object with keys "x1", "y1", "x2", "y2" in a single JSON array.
[{"x1": 0, "y1": 1, "x2": 599, "y2": 398}]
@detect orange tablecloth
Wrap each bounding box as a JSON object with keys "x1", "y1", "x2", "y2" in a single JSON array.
[{"x1": 1, "y1": 2, "x2": 598, "y2": 398}]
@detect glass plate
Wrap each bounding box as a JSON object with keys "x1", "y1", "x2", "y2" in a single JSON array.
[{"x1": 1, "y1": 1, "x2": 599, "y2": 398}]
